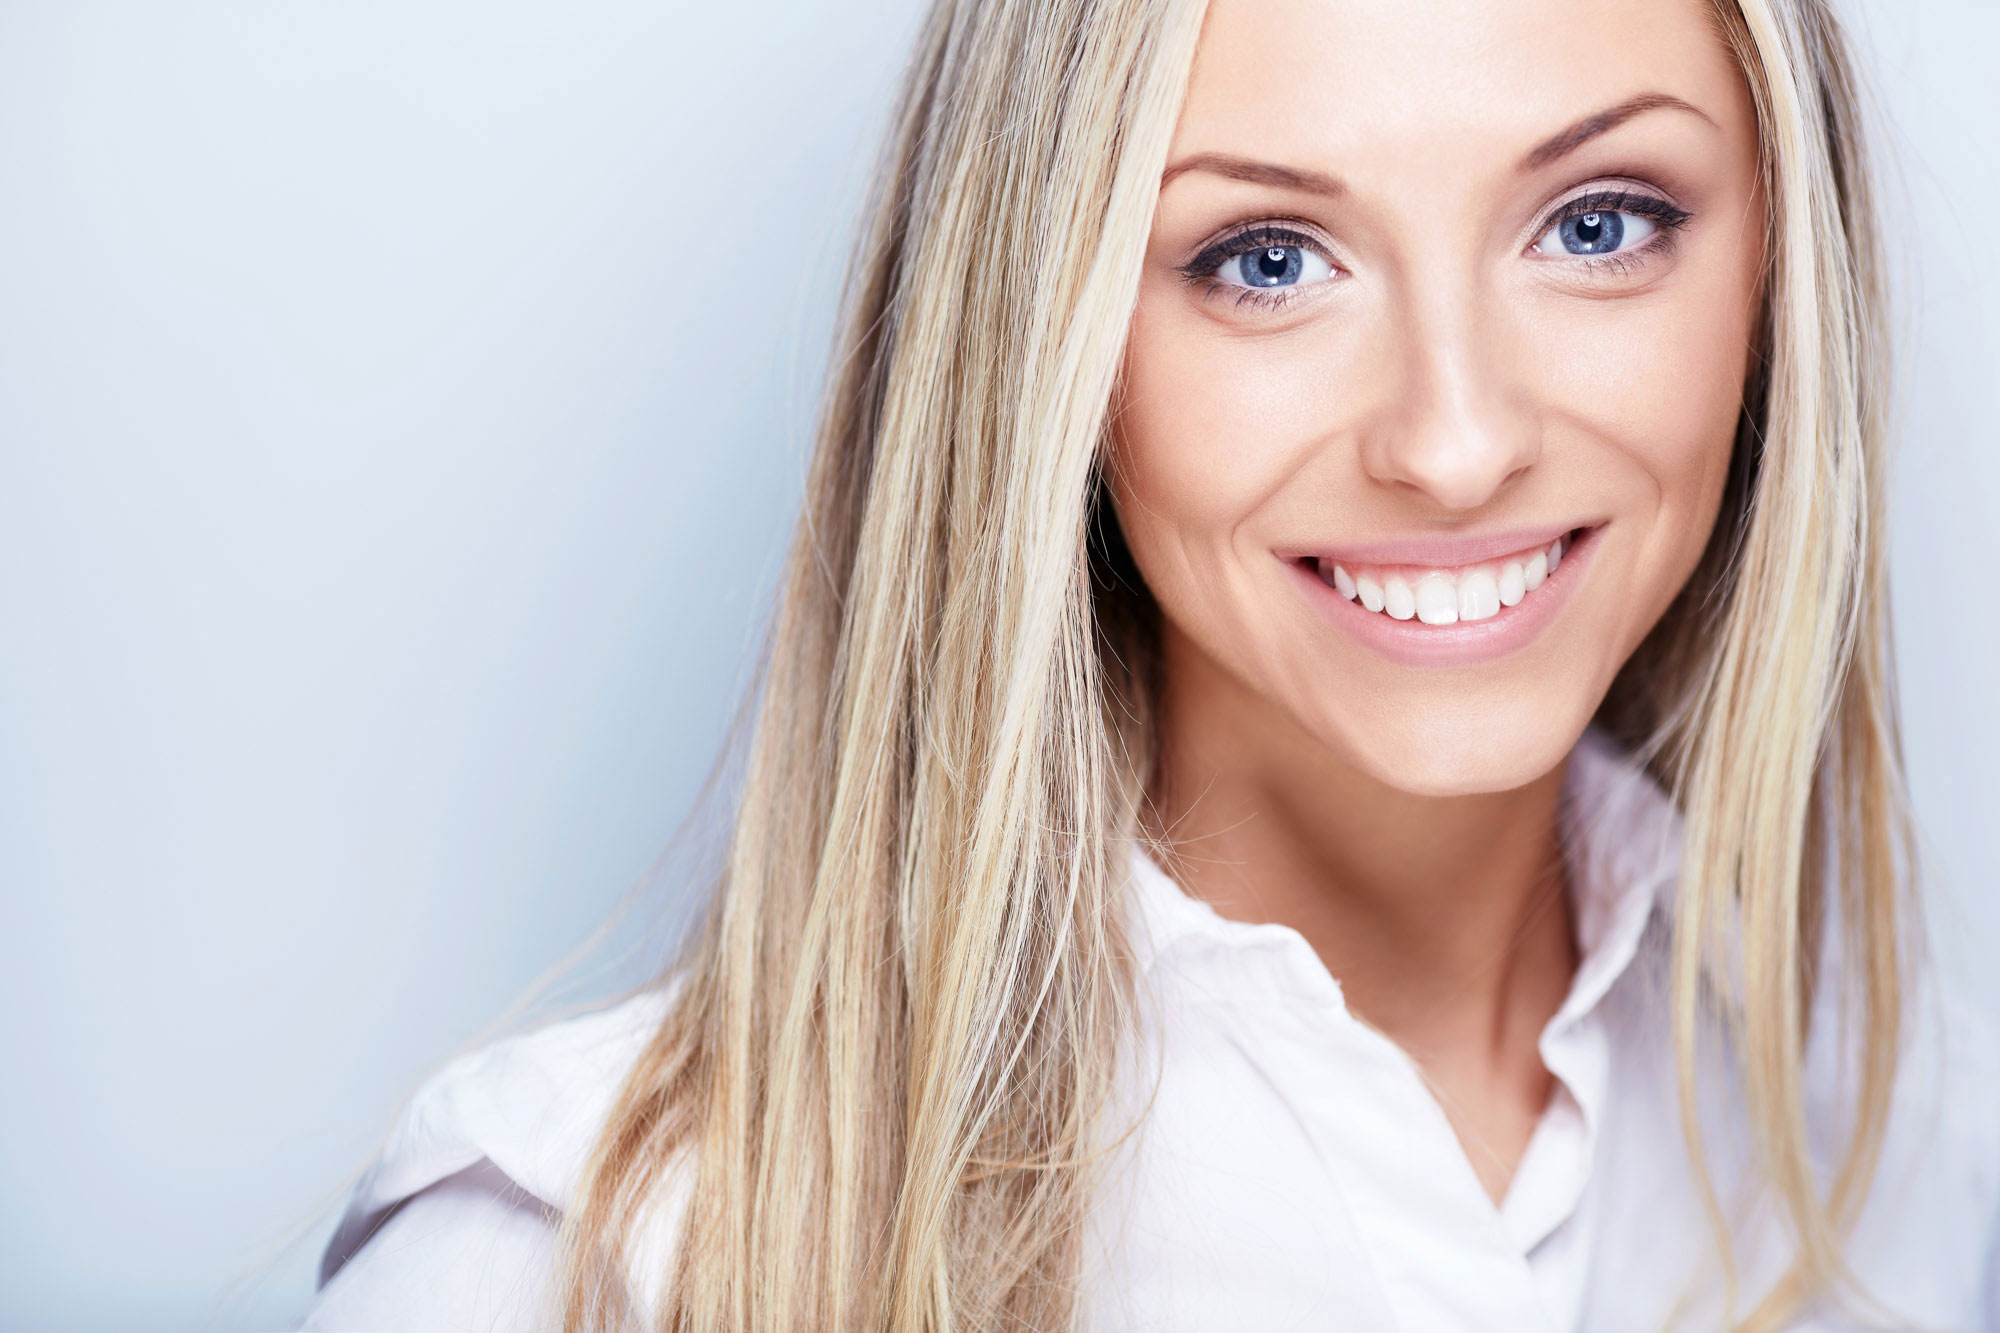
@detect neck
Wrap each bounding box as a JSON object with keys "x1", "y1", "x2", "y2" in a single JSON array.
[{"x1": 1142, "y1": 623, "x2": 1578, "y2": 1064}]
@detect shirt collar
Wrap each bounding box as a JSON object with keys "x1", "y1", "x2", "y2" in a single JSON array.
[
  {"x1": 1123, "y1": 723, "x2": 1684, "y2": 1023},
  {"x1": 1547, "y1": 724, "x2": 1683, "y2": 1033}
]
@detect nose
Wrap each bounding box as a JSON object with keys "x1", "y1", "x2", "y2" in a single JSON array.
[{"x1": 1356, "y1": 289, "x2": 1540, "y2": 512}]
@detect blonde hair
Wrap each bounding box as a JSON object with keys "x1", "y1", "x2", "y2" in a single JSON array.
[
  {"x1": 555, "y1": 0, "x2": 1915, "y2": 1328},
  {"x1": 1610, "y1": 1, "x2": 1916, "y2": 1326}
]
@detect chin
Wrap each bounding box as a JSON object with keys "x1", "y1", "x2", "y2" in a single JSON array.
[{"x1": 1316, "y1": 689, "x2": 1600, "y2": 799}]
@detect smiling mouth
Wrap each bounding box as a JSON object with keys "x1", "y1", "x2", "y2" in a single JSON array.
[{"x1": 1298, "y1": 526, "x2": 1594, "y2": 626}]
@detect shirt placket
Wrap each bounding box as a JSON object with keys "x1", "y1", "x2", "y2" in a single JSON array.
[{"x1": 1262, "y1": 936, "x2": 1559, "y2": 1333}]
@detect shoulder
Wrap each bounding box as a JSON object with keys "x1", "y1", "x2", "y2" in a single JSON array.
[
  {"x1": 1827, "y1": 966, "x2": 2000, "y2": 1323},
  {"x1": 1900, "y1": 975, "x2": 2000, "y2": 1192},
  {"x1": 316, "y1": 984, "x2": 677, "y2": 1290},
  {"x1": 1872, "y1": 969, "x2": 2000, "y2": 1183},
  {"x1": 300, "y1": 1158, "x2": 564, "y2": 1331}
]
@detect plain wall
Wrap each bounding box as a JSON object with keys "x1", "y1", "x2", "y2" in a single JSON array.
[{"x1": 0, "y1": 2, "x2": 1991, "y2": 1328}]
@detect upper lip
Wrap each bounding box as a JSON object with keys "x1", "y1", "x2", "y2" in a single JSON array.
[{"x1": 1285, "y1": 523, "x2": 1596, "y2": 570}]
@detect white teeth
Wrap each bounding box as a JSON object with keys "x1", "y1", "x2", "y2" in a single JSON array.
[
  {"x1": 1458, "y1": 570, "x2": 1501, "y2": 621},
  {"x1": 1414, "y1": 576, "x2": 1458, "y2": 625},
  {"x1": 1384, "y1": 576, "x2": 1415, "y2": 620},
  {"x1": 1322, "y1": 530, "x2": 1581, "y2": 626}
]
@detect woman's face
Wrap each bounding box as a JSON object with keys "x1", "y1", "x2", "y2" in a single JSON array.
[{"x1": 1109, "y1": 0, "x2": 1766, "y2": 796}]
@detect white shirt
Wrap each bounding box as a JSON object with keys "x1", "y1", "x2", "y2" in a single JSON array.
[{"x1": 300, "y1": 729, "x2": 2000, "y2": 1330}]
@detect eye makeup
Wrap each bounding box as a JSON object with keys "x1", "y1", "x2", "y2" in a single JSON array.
[
  {"x1": 1172, "y1": 179, "x2": 1699, "y2": 312},
  {"x1": 1527, "y1": 186, "x2": 1695, "y2": 276},
  {"x1": 1175, "y1": 222, "x2": 1341, "y2": 312}
]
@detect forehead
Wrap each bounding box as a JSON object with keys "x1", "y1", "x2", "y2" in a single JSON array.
[{"x1": 1176, "y1": 0, "x2": 1747, "y2": 180}]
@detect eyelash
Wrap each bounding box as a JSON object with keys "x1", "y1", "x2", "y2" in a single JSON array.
[
  {"x1": 1537, "y1": 189, "x2": 1694, "y2": 277},
  {"x1": 1177, "y1": 223, "x2": 1327, "y2": 312},
  {"x1": 1177, "y1": 189, "x2": 1696, "y2": 311}
]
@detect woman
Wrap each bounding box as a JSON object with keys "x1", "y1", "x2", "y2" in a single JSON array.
[{"x1": 301, "y1": 0, "x2": 2000, "y2": 1328}]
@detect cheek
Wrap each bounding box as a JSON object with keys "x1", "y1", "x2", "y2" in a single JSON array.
[
  {"x1": 1111, "y1": 296, "x2": 1350, "y2": 568},
  {"x1": 1112, "y1": 304, "x2": 1296, "y2": 572},
  {"x1": 1529, "y1": 279, "x2": 1752, "y2": 580}
]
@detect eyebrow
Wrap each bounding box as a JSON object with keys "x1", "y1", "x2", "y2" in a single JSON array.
[
  {"x1": 1159, "y1": 92, "x2": 1716, "y2": 196},
  {"x1": 1159, "y1": 153, "x2": 1345, "y2": 198},
  {"x1": 1518, "y1": 92, "x2": 1715, "y2": 170}
]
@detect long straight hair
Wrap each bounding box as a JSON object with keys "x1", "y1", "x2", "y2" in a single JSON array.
[
  {"x1": 556, "y1": 1, "x2": 1914, "y2": 1328},
  {"x1": 1611, "y1": 1, "x2": 1914, "y2": 1326}
]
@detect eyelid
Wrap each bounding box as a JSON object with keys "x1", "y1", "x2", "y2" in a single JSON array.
[
  {"x1": 1530, "y1": 184, "x2": 1693, "y2": 241},
  {"x1": 1178, "y1": 220, "x2": 1341, "y2": 285}
]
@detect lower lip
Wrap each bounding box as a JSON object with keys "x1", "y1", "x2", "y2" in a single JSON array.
[{"x1": 1283, "y1": 525, "x2": 1601, "y2": 668}]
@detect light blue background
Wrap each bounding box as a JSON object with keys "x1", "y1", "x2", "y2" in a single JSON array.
[{"x1": 0, "y1": 3, "x2": 1992, "y2": 1328}]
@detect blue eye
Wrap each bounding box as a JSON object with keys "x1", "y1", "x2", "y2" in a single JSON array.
[
  {"x1": 1532, "y1": 196, "x2": 1680, "y2": 259},
  {"x1": 1211, "y1": 239, "x2": 1335, "y2": 290}
]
